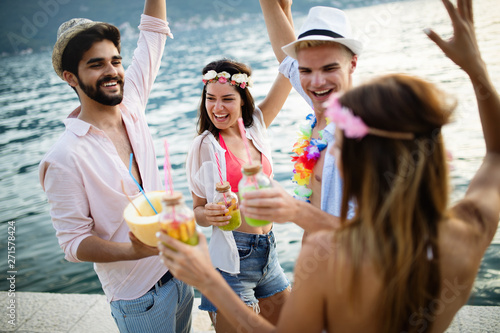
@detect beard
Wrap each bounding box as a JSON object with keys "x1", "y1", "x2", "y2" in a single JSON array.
[{"x1": 78, "y1": 75, "x2": 124, "y2": 106}]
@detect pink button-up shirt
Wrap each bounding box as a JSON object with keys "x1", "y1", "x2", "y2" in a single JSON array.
[{"x1": 39, "y1": 15, "x2": 172, "y2": 302}]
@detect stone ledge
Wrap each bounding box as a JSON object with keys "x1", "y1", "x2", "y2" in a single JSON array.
[
  {"x1": 1, "y1": 292, "x2": 498, "y2": 332},
  {"x1": 0, "y1": 292, "x2": 213, "y2": 333}
]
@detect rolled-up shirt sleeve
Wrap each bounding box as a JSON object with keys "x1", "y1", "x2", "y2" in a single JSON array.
[
  {"x1": 40, "y1": 161, "x2": 93, "y2": 262},
  {"x1": 123, "y1": 14, "x2": 172, "y2": 114},
  {"x1": 186, "y1": 134, "x2": 220, "y2": 203},
  {"x1": 279, "y1": 56, "x2": 312, "y2": 107}
]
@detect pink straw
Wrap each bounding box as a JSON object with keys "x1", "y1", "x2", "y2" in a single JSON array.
[
  {"x1": 214, "y1": 150, "x2": 228, "y2": 206},
  {"x1": 237, "y1": 118, "x2": 259, "y2": 190},
  {"x1": 164, "y1": 139, "x2": 176, "y2": 222},
  {"x1": 164, "y1": 139, "x2": 174, "y2": 195},
  {"x1": 237, "y1": 118, "x2": 253, "y2": 165}
]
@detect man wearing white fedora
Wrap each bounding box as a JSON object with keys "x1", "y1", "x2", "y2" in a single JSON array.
[
  {"x1": 39, "y1": 0, "x2": 193, "y2": 332},
  {"x1": 241, "y1": 1, "x2": 361, "y2": 232}
]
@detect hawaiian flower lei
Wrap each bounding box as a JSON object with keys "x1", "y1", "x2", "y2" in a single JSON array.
[
  {"x1": 202, "y1": 70, "x2": 254, "y2": 89},
  {"x1": 291, "y1": 114, "x2": 328, "y2": 202}
]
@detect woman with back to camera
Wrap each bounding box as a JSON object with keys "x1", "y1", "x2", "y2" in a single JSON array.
[
  {"x1": 184, "y1": 3, "x2": 296, "y2": 331},
  {"x1": 161, "y1": 0, "x2": 500, "y2": 332}
]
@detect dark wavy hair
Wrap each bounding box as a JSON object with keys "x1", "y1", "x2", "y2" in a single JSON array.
[
  {"x1": 197, "y1": 59, "x2": 255, "y2": 136},
  {"x1": 61, "y1": 23, "x2": 121, "y2": 77}
]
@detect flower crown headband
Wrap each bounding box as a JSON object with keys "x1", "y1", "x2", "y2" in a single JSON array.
[
  {"x1": 324, "y1": 94, "x2": 415, "y2": 140},
  {"x1": 202, "y1": 70, "x2": 253, "y2": 90}
]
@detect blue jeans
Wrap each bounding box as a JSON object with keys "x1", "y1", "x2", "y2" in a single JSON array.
[
  {"x1": 110, "y1": 278, "x2": 193, "y2": 333},
  {"x1": 200, "y1": 229, "x2": 290, "y2": 312}
]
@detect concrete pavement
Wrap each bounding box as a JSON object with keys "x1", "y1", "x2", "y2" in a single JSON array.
[{"x1": 1, "y1": 291, "x2": 499, "y2": 332}]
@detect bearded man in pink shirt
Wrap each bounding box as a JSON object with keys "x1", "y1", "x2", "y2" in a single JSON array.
[{"x1": 38, "y1": 1, "x2": 193, "y2": 332}]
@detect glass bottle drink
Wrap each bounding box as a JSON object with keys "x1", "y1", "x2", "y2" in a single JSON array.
[
  {"x1": 159, "y1": 192, "x2": 198, "y2": 245},
  {"x1": 238, "y1": 163, "x2": 272, "y2": 226},
  {"x1": 214, "y1": 181, "x2": 242, "y2": 231}
]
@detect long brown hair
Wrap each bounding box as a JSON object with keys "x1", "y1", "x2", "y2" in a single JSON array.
[
  {"x1": 335, "y1": 74, "x2": 455, "y2": 332},
  {"x1": 197, "y1": 59, "x2": 256, "y2": 136}
]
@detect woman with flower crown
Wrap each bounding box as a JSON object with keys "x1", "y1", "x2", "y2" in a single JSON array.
[
  {"x1": 182, "y1": 3, "x2": 296, "y2": 331},
  {"x1": 159, "y1": 0, "x2": 500, "y2": 332}
]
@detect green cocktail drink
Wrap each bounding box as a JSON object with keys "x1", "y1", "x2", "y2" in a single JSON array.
[{"x1": 238, "y1": 163, "x2": 272, "y2": 227}]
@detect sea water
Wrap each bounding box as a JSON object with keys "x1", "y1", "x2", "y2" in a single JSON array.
[{"x1": 0, "y1": 0, "x2": 499, "y2": 305}]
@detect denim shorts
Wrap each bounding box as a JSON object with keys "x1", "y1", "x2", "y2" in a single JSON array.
[{"x1": 200, "y1": 229, "x2": 290, "y2": 312}]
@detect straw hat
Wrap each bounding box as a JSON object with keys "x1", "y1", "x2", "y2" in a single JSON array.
[
  {"x1": 52, "y1": 18, "x2": 107, "y2": 79},
  {"x1": 282, "y1": 6, "x2": 363, "y2": 59}
]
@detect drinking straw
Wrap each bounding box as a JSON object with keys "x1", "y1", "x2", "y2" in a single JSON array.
[
  {"x1": 164, "y1": 139, "x2": 174, "y2": 195},
  {"x1": 163, "y1": 139, "x2": 177, "y2": 222},
  {"x1": 121, "y1": 180, "x2": 142, "y2": 216},
  {"x1": 214, "y1": 150, "x2": 229, "y2": 206},
  {"x1": 128, "y1": 153, "x2": 158, "y2": 214},
  {"x1": 237, "y1": 118, "x2": 259, "y2": 189}
]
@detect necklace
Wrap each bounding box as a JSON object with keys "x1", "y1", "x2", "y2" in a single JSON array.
[{"x1": 291, "y1": 114, "x2": 328, "y2": 202}]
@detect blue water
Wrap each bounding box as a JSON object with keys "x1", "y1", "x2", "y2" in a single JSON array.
[{"x1": 1, "y1": 0, "x2": 499, "y2": 305}]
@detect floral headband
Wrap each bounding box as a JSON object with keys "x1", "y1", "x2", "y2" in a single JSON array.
[
  {"x1": 324, "y1": 94, "x2": 415, "y2": 140},
  {"x1": 202, "y1": 70, "x2": 253, "y2": 89}
]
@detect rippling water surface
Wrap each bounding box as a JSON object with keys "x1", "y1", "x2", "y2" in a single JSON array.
[{"x1": 1, "y1": 0, "x2": 499, "y2": 305}]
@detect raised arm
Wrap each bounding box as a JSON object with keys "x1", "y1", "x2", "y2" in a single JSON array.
[
  {"x1": 259, "y1": 0, "x2": 295, "y2": 63},
  {"x1": 144, "y1": 0, "x2": 166, "y2": 20},
  {"x1": 426, "y1": 0, "x2": 500, "y2": 244},
  {"x1": 258, "y1": 0, "x2": 296, "y2": 127}
]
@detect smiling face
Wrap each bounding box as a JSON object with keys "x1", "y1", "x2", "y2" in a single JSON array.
[
  {"x1": 297, "y1": 43, "x2": 357, "y2": 113},
  {"x1": 73, "y1": 39, "x2": 125, "y2": 106},
  {"x1": 205, "y1": 82, "x2": 243, "y2": 131}
]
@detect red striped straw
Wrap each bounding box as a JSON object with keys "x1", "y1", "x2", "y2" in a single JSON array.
[
  {"x1": 237, "y1": 118, "x2": 253, "y2": 165},
  {"x1": 214, "y1": 150, "x2": 228, "y2": 206}
]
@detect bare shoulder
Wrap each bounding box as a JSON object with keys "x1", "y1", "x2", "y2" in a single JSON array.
[
  {"x1": 447, "y1": 197, "x2": 498, "y2": 253},
  {"x1": 449, "y1": 154, "x2": 500, "y2": 249},
  {"x1": 299, "y1": 230, "x2": 376, "y2": 298},
  {"x1": 299, "y1": 230, "x2": 336, "y2": 263},
  {"x1": 299, "y1": 230, "x2": 383, "y2": 331},
  {"x1": 439, "y1": 206, "x2": 494, "y2": 280},
  {"x1": 295, "y1": 230, "x2": 337, "y2": 288}
]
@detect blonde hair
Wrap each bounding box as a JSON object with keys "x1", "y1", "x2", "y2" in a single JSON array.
[
  {"x1": 335, "y1": 74, "x2": 455, "y2": 332},
  {"x1": 294, "y1": 40, "x2": 355, "y2": 59}
]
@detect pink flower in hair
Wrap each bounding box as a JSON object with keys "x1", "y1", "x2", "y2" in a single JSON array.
[
  {"x1": 325, "y1": 93, "x2": 369, "y2": 139},
  {"x1": 240, "y1": 82, "x2": 246, "y2": 89},
  {"x1": 219, "y1": 77, "x2": 228, "y2": 84},
  {"x1": 324, "y1": 93, "x2": 341, "y2": 120},
  {"x1": 344, "y1": 113, "x2": 369, "y2": 138}
]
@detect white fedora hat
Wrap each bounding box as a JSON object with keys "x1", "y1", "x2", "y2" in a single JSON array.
[{"x1": 282, "y1": 6, "x2": 363, "y2": 59}]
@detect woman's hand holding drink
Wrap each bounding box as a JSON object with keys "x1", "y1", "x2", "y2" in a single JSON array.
[
  {"x1": 218, "y1": 198, "x2": 242, "y2": 231},
  {"x1": 213, "y1": 181, "x2": 242, "y2": 231},
  {"x1": 159, "y1": 192, "x2": 198, "y2": 246},
  {"x1": 238, "y1": 163, "x2": 272, "y2": 226}
]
